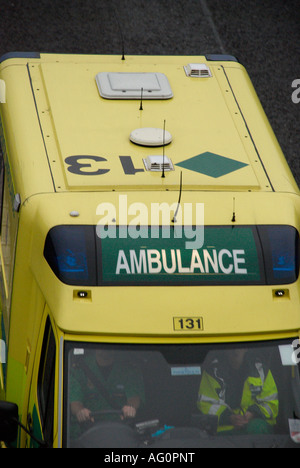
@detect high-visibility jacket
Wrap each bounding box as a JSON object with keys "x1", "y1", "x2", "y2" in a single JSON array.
[{"x1": 198, "y1": 356, "x2": 279, "y2": 432}]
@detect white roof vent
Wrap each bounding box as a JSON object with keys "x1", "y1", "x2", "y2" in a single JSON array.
[
  {"x1": 96, "y1": 72, "x2": 173, "y2": 100},
  {"x1": 143, "y1": 155, "x2": 174, "y2": 172},
  {"x1": 184, "y1": 63, "x2": 212, "y2": 78}
]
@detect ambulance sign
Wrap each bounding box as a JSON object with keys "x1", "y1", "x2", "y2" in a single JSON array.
[{"x1": 99, "y1": 226, "x2": 261, "y2": 286}]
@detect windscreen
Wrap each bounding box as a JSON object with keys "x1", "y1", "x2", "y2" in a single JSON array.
[
  {"x1": 44, "y1": 225, "x2": 299, "y2": 286},
  {"x1": 63, "y1": 339, "x2": 300, "y2": 448}
]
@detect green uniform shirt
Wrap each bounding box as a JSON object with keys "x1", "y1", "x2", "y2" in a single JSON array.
[{"x1": 70, "y1": 355, "x2": 145, "y2": 414}]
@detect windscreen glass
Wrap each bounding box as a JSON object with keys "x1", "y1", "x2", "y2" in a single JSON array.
[
  {"x1": 63, "y1": 339, "x2": 300, "y2": 448},
  {"x1": 44, "y1": 225, "x2": 299, "y2": 286}
]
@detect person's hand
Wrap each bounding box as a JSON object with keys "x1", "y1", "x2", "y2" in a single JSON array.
[
  {"x1": 76, "y1": 407, "x2": 94, "y2": 423},
  {"x1": 244, "y1": 411, "x2": 254, "y2": 423},
  {"x1": 230, "y1": 411, "x2": 254, "y2": 428},
  {"x1": 121, "y1": 405, "x2": 137, "y2": 420}
]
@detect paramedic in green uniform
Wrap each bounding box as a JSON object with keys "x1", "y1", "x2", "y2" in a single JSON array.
[{"x1": 70, "y1": 350, "x2": 144, "y2": 426}]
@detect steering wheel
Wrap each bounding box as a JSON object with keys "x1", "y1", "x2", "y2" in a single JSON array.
[
  {"x1": 74, "y1": 410, "x2": 140, "y2": 448},
  {"x1": 92, "y1": 409, "x2": 123, "y2": 419}
]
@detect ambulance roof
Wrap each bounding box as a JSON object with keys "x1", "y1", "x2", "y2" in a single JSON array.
[{"x1": 0, "y1": 53, "x2": 298, "y2": 201}]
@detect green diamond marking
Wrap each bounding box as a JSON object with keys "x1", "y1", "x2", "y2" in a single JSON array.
[{"x1": 176, "y1": 152, "x2": 248, "y2": 178}]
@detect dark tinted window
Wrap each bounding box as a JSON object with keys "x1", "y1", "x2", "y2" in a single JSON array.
[
  {"x1": 38, "y1": 318, "x2": 56, "y2": 445},
  {"x1": 63, "y1": 338, "x2": 300, "y2": 448}
]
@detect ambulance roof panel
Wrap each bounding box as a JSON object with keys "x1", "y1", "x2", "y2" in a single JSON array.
[{"x1": 1, "y1": 53, "x2": 298, "y2": 197}]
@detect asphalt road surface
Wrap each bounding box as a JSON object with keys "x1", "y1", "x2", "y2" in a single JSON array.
[{"x1": 0, "y1": 0, "x2": 299, "y2": 184}]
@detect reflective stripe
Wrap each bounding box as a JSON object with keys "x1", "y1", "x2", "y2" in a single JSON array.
[
  {"x1": 257, "y1": 392, "x2": 279, "y2": 419},
  {"x1": 258, "y1": 402, "x2": 273, "y2": 418},
  {"x1": 198, "y1": 394, "x2": 230, "y2": 415},
  {"x1": 257, "y1": 393, "x2": 278, "y2": 403},
  {"x1": 208, "y1": 404, "x2": 222, "y2": 416},
  {"x1": 255, "y1": 362, "x2": 265, "y2": 384}
]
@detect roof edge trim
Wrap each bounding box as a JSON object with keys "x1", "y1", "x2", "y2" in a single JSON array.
[
  {"x1": 0, "y1": 52, "x2": 41, "y2": 64},
  {"x1": 205, "y1": 54, "x2": 239, "y2": 63}
]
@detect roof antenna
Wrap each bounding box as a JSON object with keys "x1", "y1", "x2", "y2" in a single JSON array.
[
  {"x1": 162, "y1": 120, "x2": 166, "y2": 178},
  {"x1": 111, "y1": 2, "x2": 126, "y2": 60},
  {"x1": 139, "y1": 87, "x2": 144, "y2": 111},
  {"x1": 231, "y1": 197, "x2": 236, "y2": 222},
  {"x1": 172, "y1": 171, "x2": 183, "y2": 223}
]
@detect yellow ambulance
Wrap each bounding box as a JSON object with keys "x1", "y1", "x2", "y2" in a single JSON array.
[{"x1": 0, "y1": 52, "x2": 300, "y2": 448}]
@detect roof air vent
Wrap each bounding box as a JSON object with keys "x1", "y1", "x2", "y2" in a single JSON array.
[
  {"x1": 184, "y1": 63, "x2": 212, "y2": 78},
  {"x1": 143, "y1": 155, "x2": 174, "y2": 173}
]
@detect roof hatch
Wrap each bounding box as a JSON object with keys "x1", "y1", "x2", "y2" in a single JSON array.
[{"x1": 95, "y1": 72, "x2": 173, "y2": 100}]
